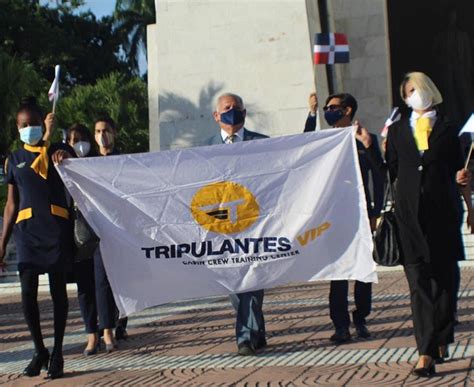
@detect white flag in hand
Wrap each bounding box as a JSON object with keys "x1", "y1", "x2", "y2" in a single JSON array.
[
  {"x1": 459, "y1": 113, "x2": 474, "y2": 136},
  {"x1": 48, "y1": 65, "x2": 60, "y2": 104}
]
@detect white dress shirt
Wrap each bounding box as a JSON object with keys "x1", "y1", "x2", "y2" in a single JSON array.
[{"x1": 220, "y1": 127, "x2": 245, "y2": 144}]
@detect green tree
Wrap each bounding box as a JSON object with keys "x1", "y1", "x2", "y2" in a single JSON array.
[
  {"x1": 0, "y1": 0, "x2": 129, "y2": 87},
  {"x1": 57, "y1": 72, "x2": 149, "y2": 153},
  {"x1": 114, "y1": 0, "x2": 155, "y2": 74},
  {"x1": 0, "y1": 50, "x2": 47, "y2": 155}
]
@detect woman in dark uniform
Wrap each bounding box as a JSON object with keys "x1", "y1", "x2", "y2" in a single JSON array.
[
  {"x1": 55, "y1": 116, "x2": 128, "y2": 353},
  {"x1": 356, "y1": 72, "x2": 470, "y2": 377},
  {"x1": 0, "y1": 98, "x2": 74, "y2": 379},
  {"x1": 66, "y1": 124, "x2": 100, "y2": 356}
]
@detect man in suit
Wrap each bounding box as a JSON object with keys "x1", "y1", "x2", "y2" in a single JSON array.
[
  {"x1": 305, "y1": 92, "x2": 384, "y2": 343},
  {"x1": 304, "y1": 92, "x2": 318, "y2": 132},
  {"x1": 207, "y1": 93, "x2": 267, "y2": 356}
]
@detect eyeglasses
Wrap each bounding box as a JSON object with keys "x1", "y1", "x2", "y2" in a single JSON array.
[{"x1": 323, "y1": 104, "x2": 343, "y2": 112}]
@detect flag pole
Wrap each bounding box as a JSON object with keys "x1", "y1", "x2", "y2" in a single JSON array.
[{"x1": 465, "y1": 142, "x2": 473, "y2": 169}]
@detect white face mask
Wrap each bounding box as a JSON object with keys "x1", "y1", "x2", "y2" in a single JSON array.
[
  {"x1": 95, "y1": 132, "x2": 113, "y2": 148},
  {"x1": 73, "y1": 141, "x2": 91, "y2": 158},
  {"x1": 405, "y1": 89, "x2": 432, "y2": 110}
]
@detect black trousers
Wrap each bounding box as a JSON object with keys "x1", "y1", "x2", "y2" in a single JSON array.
[
  {"x1": 93, "y1": 248, "x2": 128, "y2": 330},
  {"x1": 329, "y1": 280, "x2": 372, "y2": 329},
  {"x1": 453, "y1": 262, "x2": 461, "y2": 318},
  {"x1": 20, "y1": 269, "x2": 68, "y2": 354},
  {"x1": 403, "y1": 259, "x2": 456, "y2": 357},
  {"x1": 75, "y1": 259, "x2": 98, "y2": 333}
]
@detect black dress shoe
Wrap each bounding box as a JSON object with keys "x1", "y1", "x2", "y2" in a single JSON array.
[
  {"x1": 23, "y1": 350, "x2": 49, "y2": 377},
  {"x1": 330, "y1": 328, "x2": 351, "y2": 344},
  {"x1": 355, "y1": 324, "x2": 371, "y2": 339},
  {"x1": 115, "y1": 326, "x2": 128, "y2": 341},
  {"x1": 237, "y1": 341, "x2": 256, "y2": 356},
  {"x1": 255, "y1": 338, "x2": 267, "y2": 350},
  {"x1": 45, "y1": 352, "x2": 64, "y2": 380},
  {"x1": 412, "y1": 361, "x2": 436, "y2": 377}
]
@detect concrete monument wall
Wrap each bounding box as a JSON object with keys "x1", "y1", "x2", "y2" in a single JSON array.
[
  {"x1": 148, "y1": 0, "x2": 320, "y2": 151},
  {"x1": 329, "y1": 0, "x2": 392, "y2": 132}
]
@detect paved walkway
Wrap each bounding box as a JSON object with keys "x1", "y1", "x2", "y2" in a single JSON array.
[{"x1": 0, "y1": 267, "x2": 473, "y2": 386}]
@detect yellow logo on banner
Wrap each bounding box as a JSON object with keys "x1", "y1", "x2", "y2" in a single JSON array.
[{"x1": 190, "y1": 181, "x2": 260, "y2": 234}]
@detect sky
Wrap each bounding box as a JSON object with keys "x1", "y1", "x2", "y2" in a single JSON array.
[
  {"x1": 78, "y1": 0, "x2": 116, "y2": 18},
  {"x1": 41, "y1": 0, "x2": 148, "y2": 74},
  {"x1": 83, "y1": 0, "x2": 148, "y2": 74}
]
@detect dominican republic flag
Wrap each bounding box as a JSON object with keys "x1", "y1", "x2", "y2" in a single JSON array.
[{"x1": 314, "y1": 33, "x2": 350, "y2": 64}]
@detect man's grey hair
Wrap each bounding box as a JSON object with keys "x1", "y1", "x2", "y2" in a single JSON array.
[{"x1": 215, "y1": 93, "x2": 245, "y2": 111}]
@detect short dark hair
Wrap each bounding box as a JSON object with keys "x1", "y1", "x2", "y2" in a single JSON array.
[
  {"x1": 94, "y1": 114, "x2": 116, "y2": 131},
  {"x1": 325, "y1": 93, "x2": 358, "y2": 120},
  {"x1": 67, "y1": 123, "x2": 97, "y2": 156},
  {"x1": 17, "y1": 96, "x2": 43, "y2": 120}
]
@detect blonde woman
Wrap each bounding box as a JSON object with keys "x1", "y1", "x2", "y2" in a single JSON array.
[{"x1": 356, "y1": 72, "x2": 470, "y2": 377}]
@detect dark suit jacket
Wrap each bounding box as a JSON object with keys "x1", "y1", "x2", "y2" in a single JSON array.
[
  {"x1": 304, "y1": 113, "x2": 317, "y2": 132},
  {"x1": 207, "y1": 128, "x2": 268, "y2": 145},
  {"x1": 304, "y1": 114, "x2": 384, "y2": 217},
  {"x1": 366, "y1": 113, "x2": 465, "y2": 264}
]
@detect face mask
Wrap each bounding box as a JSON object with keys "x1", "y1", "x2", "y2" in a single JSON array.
[
  {"x1": 405, "y1": 89, "x2": 432, "y2": 110},
  {"x1": 220, "y1": 108, "x2": 245, "y2": 126},
  {"x1": 95, "y1": 132, "x2": 114, "y2": 148},
  {"x1": 324, "y1": 109, "x2": 345, "y2": 126},
  {"x1": 73, "y1": 141, "x2": 91, "y2": 158},
  {"x1": 19, "y1": 126, "x2": 43, "y2": 145}
]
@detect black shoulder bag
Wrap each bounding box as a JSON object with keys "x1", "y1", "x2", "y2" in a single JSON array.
[
  {"x1": 373, "y1": 173, "x2": 401, "y2": 266},
  {"x1": 73, "y1": 206, "x2": 99, "y2": 262}
]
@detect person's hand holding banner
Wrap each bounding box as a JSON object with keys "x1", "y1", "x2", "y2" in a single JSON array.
[{"x1": 354, "y1": 120, "x2": 372, "y2": 148}]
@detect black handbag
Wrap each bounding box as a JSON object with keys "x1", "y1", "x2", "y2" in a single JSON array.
[
  {"x1": 373, "y1": 174, "x2": 401, "y2": 266},
  {"x1": 73, "y1": 206, "x2": 99, "y2": 262}
]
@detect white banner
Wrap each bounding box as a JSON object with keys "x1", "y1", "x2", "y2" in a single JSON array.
[{"x1": 58, "y1": 128, "x2": 376, "y2": 316}]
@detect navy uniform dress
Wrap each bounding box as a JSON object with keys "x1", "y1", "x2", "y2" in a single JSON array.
[
  {"x1": 6, "y1": 142, "x2": 74, "y2": 272},
  {"x1": 5, "y1": 141, "x2": 73, "y2": 361}
]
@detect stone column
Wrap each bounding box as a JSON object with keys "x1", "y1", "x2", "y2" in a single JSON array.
[
  {"x1": 148, "y1": 0, "x2": 324, "y2": 151},
  {"x1": 328, "y1": 0, "x2": 392, "y2": 133}
]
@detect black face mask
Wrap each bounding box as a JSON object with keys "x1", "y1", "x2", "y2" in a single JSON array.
[
  {"x1": 324, "y1": 109, "x2": 345, "y2": 126},
  {"x1": 220, "y1": 108, "x2": 245, "y2": 125}
]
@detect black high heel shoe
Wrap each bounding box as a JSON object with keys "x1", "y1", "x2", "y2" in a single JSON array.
[
  {"x1": 412, "y1": 358, "x2": 436, "y2": 377},
  {"x1": 105, "y1": 341, "x2": 117, "y2": 354},
  {"x1": 23, "y1": 350, "x2": 50, "y2": 377},
  {"x1": 436, "y1": 345, "x2": 450, "y2": 364},
  {"x1": 45, "y1": 352, "x2": 64, "y2": 380},
  {"x1": 83, "y1": 338, "x2": 101, "y2": 356}
]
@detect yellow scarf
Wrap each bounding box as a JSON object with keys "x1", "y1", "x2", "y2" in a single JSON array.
[
  {"x1": 414, "y1": 117, "x2": 432, "y2": 151},
  {"x1": 24, "y1": 141, "x2": 50, "y2": 179}
]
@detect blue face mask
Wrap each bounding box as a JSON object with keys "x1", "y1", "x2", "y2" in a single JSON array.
[
  {"x1": 324, "y1": 109, "x2": 345, "y2": 127},
  {"x1": 19, "y1": 126, "x2": 43, "y2": 145},
  {"x1": 220, "y1": 108, "x2": 245, "y2": 126}
]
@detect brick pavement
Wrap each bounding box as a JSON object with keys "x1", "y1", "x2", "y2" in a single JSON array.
[{"x1": 0, "y1": 268, "x2": 473, "y2": 386}]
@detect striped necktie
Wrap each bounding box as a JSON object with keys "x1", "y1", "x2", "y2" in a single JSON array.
[{"x1": 226, "y1": 134, "x2": 236, "y2": 144}]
